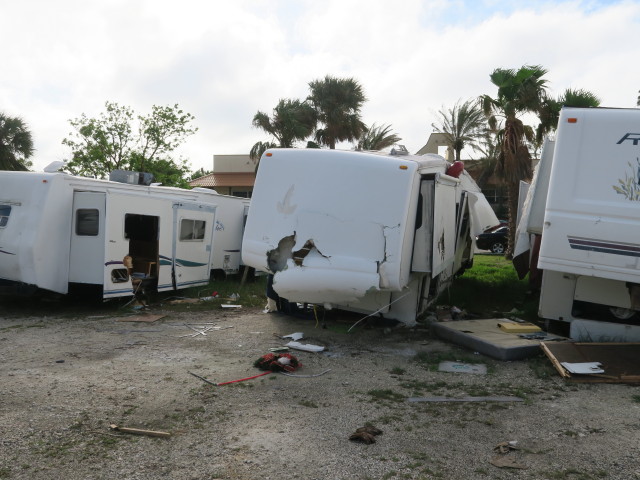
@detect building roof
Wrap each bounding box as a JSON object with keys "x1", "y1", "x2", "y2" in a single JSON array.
[{"x1": 189, "y1": 172, "x2": 255, "y2": 188}]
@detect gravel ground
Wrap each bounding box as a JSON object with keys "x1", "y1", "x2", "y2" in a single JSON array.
[{"x1": 1, "y1": 301, "x2": 640, "y2": 480}]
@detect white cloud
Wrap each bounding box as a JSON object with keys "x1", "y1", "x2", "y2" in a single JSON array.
[{"x1": 1, "y1": 0, "x2": 638, "y2": 172}]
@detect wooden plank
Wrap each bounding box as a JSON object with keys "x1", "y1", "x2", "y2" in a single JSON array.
[
  {"x1": 109, "y1": 424, "x2": 171, "y2": 438},
  {"x1": 115, "y1": 314, "x2": 165, "y2": 323},
  {"x1": 540, "y1": 342, "x2": 571, "y2": 379},
  {"x1": 541, "y1": 342, "x2": 640, "y2": 384}
]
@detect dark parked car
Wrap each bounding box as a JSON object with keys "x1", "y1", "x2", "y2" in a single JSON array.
[{"x1": 475, "y1": 226, "x2": 508, "y2": 254}]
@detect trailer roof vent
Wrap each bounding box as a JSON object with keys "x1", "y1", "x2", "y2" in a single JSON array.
[{"x1": 109, "y1": 170, "x2": 155, "y2": 186}]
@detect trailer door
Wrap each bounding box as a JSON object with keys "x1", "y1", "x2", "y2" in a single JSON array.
[
  {"x1": 69, "y1": 191, "x2": 106, "y2": 284},
  {"x1": 172, "y1": 202, "x2": 216, "y2": 290},
  {"x1": 411, "y1": 179, "x2": 434, "y2": 272}
]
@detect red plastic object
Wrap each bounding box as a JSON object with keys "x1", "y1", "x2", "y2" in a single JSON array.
[{"x1": 446, "y1": 161, "x2": 464, "y2": 178}]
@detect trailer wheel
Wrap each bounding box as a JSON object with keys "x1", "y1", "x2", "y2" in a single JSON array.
[{"x1": 490, "y1": 242, "x2": 505, "y2": 254}]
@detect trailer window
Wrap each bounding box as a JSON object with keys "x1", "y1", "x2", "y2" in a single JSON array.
[
  {"x1": 180, "y1": 219, "x2": 206, "y2": 241},
  {"x1": 76, "y1": 209, "x2": 99, "y2": 236},
  {"x1": 0, "y1": 205, "x2": 11, "y2": 227}
]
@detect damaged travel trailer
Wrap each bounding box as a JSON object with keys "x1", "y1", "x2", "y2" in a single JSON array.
[
  {"x1": 514, "y1": 107, "x2": 640, "y2": 339},
  {"x1": 0, "y1": 170, "x2": 248, "y2": 298},
  {"x1": 241, "y1": 148, "x2": 498, "y2": 325}
]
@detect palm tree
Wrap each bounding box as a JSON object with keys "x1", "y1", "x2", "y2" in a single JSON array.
[
  {"x1": 307, "y1": 75, "x2": 367, "y2": 149},
  {"x1": 249, "y1": 140, "x2": 277, "y2": 171},
  {"x1": 537, "y1": 88, "x2": 601, "y2": 142},
  {"x1": 250, "y1": 98, "x2": 316, "y2": 170},
  {"x1": 432, "y1": 99, "x2": 486, "y2": 161},
  {"x1": 0, "y1": 113, "x2": 34, "y2": 171},
  {"x1": 355, "y1": 123, "x2": 401, "y2": 151},
  {"x1": 252, "y1": 98, "x2": 316, "y2": 148},
  {"x1": 480, "y1": 65, "x2": 549, "y2": 257}
]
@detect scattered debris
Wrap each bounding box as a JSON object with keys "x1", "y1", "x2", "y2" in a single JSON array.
[
  {"x1": 109, "y1": 424, "x2": 171, "y2": 438},
  {"x1": 407, "y1": 396, "x2": 524, "y2": 403},
  {"x1": 497, "y1": 321, "x2": 541, "y2": 334},
  {"x1": 494, "y1": 440, "x2": 519, "y2": 454},
  {"x1": 115, "y1": 314, "x2": 166, "y2": 323},
  {"x1": 221, "y1": 304, "x2": 242, "y2": 309},
  {"x1": 189, "y1": 370, "x2": 272, "y2": 386},
  {"x1": 349, "y1": 426, "x2": 383, "y2": 444},
  {"x1": 254, "y1": 353, "x2": 302, "y2": 372},
  {"x1": 285, "y1": 341, "x2": 325, "y2": 353},
  {"x1": 541, "y1": 342, "x2": 640, "y2": 383},
  {"x1": 282, "y1": 332, "x2": 304, "y2": 341},
  {"x1": 490, "y1": 440, "x2": 526, "y2": 469},
  {"x1": 269, "y1": 346, "x2": 290, "y2": 353},
  {"x1": 438, "y1": 361, "x2": 487, "y2": 375},
  {"x1": 179, "y1": 324, "x2": 234, "y2": 338},
  {"x1": 560, "y1": 362, "x2": 604, "y2": 374}
]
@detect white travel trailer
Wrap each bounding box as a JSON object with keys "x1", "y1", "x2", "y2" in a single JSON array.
[
  {"x1": 241, "y1": 148, "x2": 498, "y2": 325},
  {"x1": 0, "y1": 170, "x2": 248, "y2": 298},
  {"x1": 514, "y1": 107, "x2": 640, "y2": 339}
]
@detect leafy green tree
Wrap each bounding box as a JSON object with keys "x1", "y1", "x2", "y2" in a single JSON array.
[
  {"x1": 536, "y1": 88, "x2": 600, "y2": 143},
  {"x1": 307, "y1": 75, "x2": 367, "y2": 149},
  {"x1": 355, "y1": 123, "x2": 401, "y2": 151},
  {"x1": 189, "y1": 167, "x2": 213, "y2": 181},
  {"x1": 62, "y1": 102, "x2": 197, "y2": 186},
  {"x1": 432, "y1": 99, "x2": 487, "y2": 161},
  {"x1": 0, "y1": 113, "x2": 34, "y2": 171},
  {"x1": 480, "y1": 65, "x2": 549, "y2": 256}
]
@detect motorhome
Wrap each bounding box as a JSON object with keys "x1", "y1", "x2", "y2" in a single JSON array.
[
  {"x1": 241, "y1": 147, "x2": 498, "y2": 325},
  {"x1": 0, "y1": 170, "x2": 248, "y2": 299},
  {"x1": 514, "y1": 107, "x2": 640, "y2": 339}
]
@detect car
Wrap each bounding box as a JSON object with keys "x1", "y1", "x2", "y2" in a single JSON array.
[
  {"x1": 482, "y1": 220, "x2": 508, "y2": 233},
  {"x1": 475, "y1": 226, "x2": 508, "y2": 254}
]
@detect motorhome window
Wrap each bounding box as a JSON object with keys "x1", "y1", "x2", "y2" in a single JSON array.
[
  {"x1": 180, "y1": 219, "x2": 206, "y2": 241},
  {"x1": 76, "y1": 209, "x2": 99, "y2": 236},
  {"x1": 0, "y1": 205, "x2": 11, "y2": 227}
]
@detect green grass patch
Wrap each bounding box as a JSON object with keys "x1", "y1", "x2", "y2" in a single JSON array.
[
  {"x1": 367, "y1": 389, "x2": 407, "y2": 403},
  {"x1": 436, "y1": 254, "x2": 539, "y2": 321}
]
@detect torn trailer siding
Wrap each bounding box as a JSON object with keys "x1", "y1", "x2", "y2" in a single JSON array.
[{"x1": 241, "y1": 148, "x2": 497, "y2": 325}]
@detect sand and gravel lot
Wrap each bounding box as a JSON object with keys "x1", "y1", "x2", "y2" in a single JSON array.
[{"x1": 1, "y1": 299, "x2": 639, "y2": 480}]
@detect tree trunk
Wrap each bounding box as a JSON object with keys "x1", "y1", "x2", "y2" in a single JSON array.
[{"x1": 505, "y1": 180, "x2": 520, "y2": 259}]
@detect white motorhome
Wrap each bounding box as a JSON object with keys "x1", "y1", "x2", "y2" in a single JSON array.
[
  {"x1": 241, "y1": 148, "x2": 498, "y2": 325},
  {"x1": 0, "y1": 170, "x2": 248, "y2": 298},
  {"x1": 514, "y1": 107, "x2": 640, "y2": 338}
]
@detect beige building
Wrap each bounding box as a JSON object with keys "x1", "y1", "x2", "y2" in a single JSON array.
[{"x1": 189, "y1": 154, "x2": 256, "y2": 197}]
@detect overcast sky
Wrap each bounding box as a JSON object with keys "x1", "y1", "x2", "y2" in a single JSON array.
[{"x1": 1, "y1": 0, "x2": 638, "y2": 173}]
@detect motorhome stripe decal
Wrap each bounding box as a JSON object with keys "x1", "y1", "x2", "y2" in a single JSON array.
[
  {"x1": 0, "y1": 249, "x2": 15, "y2": 255},
  {"x1": 173, "y1": 259, "x2": 207, "y2": 267},
  {"x1": 568, "y1": 236, "x2": 640, "y2": 257}
]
